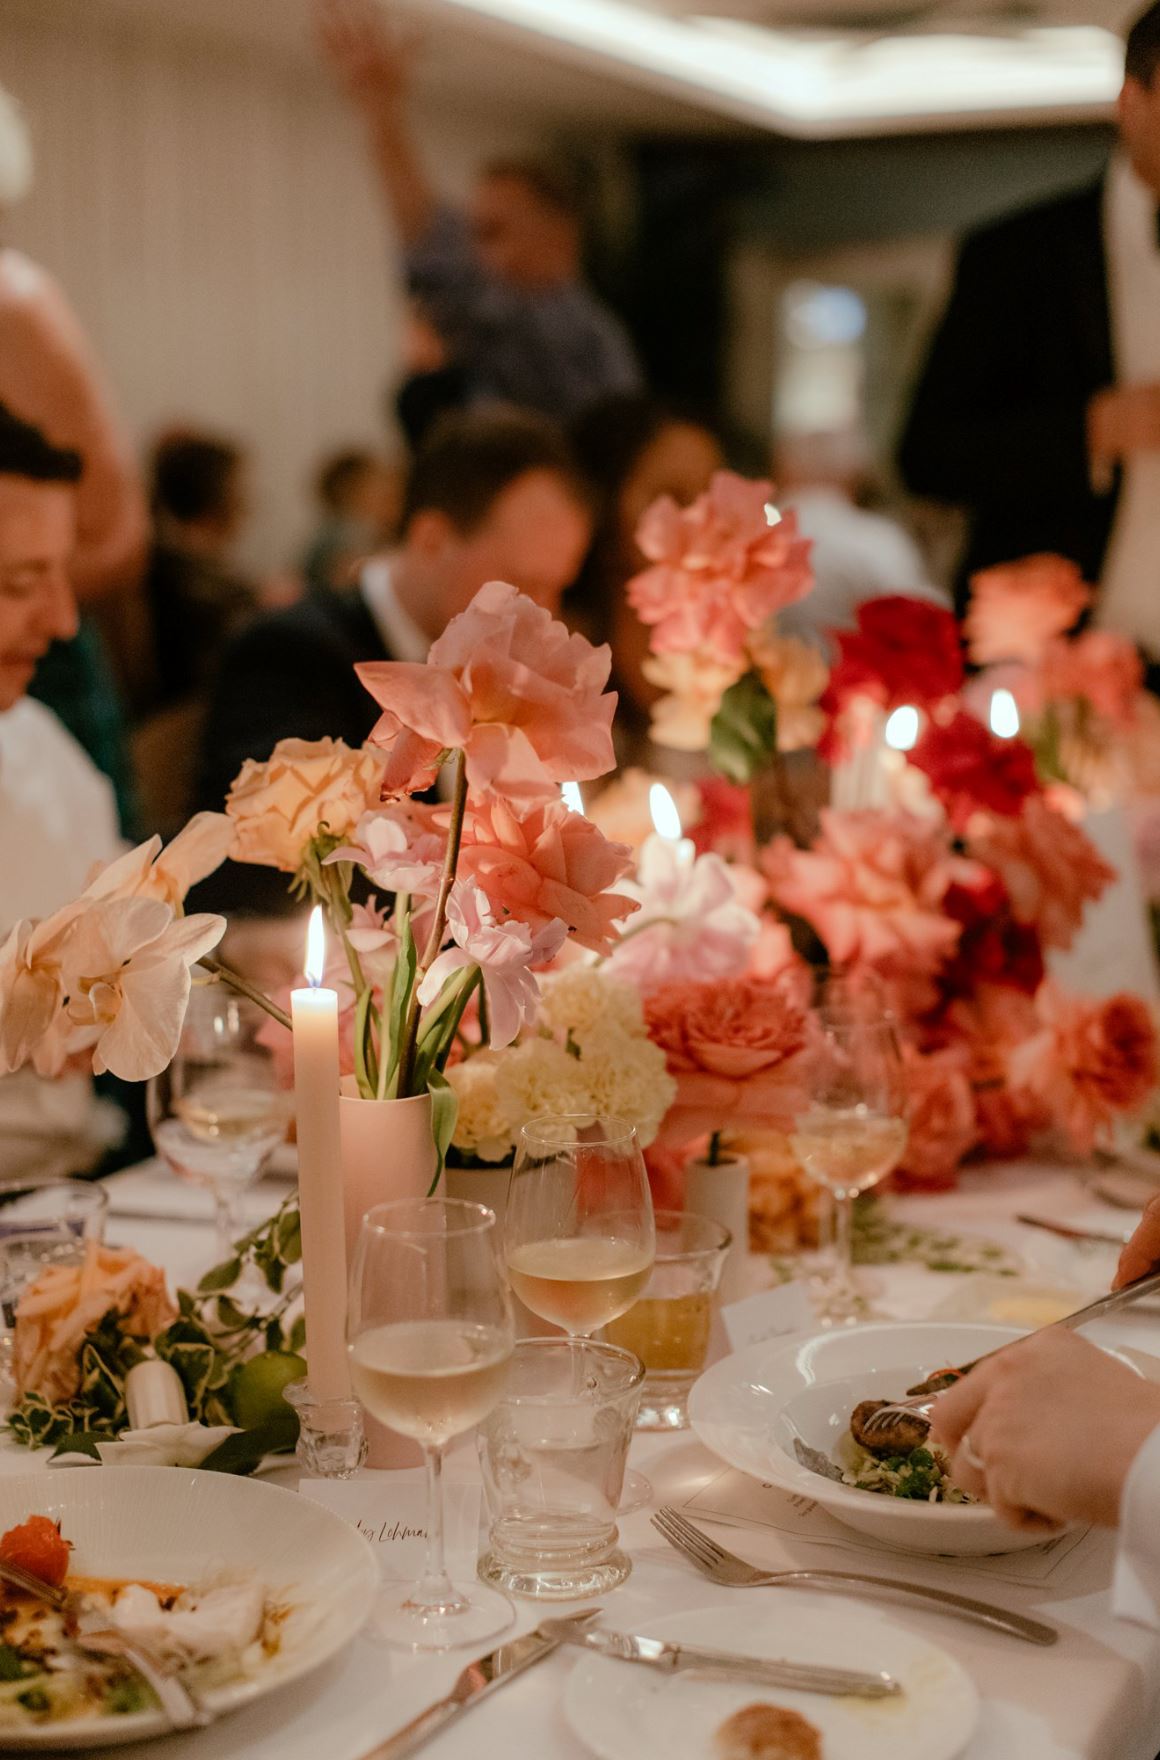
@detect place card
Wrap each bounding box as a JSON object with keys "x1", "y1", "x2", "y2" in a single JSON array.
[
  {"x1": 721, "y1": 1282, "x2": 813, "y2": 1353},
  {"x1": 300, "y1": 1472, "x2": 482, "y2": 1580}
]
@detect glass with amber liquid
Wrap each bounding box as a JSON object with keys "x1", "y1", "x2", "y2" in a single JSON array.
[{"x1": 604, "y1": 1210, "x2": 731, "y2": 1429}]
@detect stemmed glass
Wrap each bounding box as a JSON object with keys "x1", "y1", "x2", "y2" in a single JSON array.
[
  {"x1": 147, "y1": 985, "x2": 288, "y2": 1259},
  {"x1": 505, "y1": 1114, "x2": 655, "y2": 1507},
  {"x1": 348, "y1": 1198, "x2": 515, "y2": 1650},
  {"x1": 789, "y1": 979, "x2": 908, "y2": 1325}
]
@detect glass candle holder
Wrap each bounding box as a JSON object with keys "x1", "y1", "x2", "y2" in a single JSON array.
[
  {"x1": 0, "y1": 1178, "x2": 108, "y2": 1244},
  {"x1": 284, "y1": 1379, "x2": 367, "y2": 1479},
  {"x1": 604, "y1": 1209, "x2": 731, "y2": 1430}
]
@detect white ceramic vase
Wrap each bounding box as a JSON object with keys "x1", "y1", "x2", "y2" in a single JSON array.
[{"x1": 683, "y1": 1153, "x2": 750, "y2": 1306}]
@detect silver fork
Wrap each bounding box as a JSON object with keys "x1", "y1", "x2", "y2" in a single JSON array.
[
  {"x1": 651, "y1": 1507, "x2": 1058, "y2": 1646},
  {"x1": 0, "y1": 1558, "x2": 209, "y2": 1730}
]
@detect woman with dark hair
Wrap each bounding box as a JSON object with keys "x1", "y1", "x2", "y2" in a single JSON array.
[{"x1": 568, "y1": 395, "x2": 722, "y2": 766}]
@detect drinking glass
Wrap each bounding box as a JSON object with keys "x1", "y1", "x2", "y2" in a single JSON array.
[
  {"x1": 478, "y1": 1337, "x2": 643, "y2": 1599},
  {"x1": 146, "y1": 986, "x2": 288, "y2": 1258},
  {"x1": 0, "y1": 1178, "x2": 108, "y2": 1243},
  {"x1": 789, "y1": 980, "x2": 907, "y2": 1324},
  {"x1": 604, "y1": 1210, "x2": 730, "y2": 1429},
  {"x1": 0, "y1": 1227, "x2": 85, "y2": 1386},
  {"x1": 348, "y1": 1198, "x2": 515, "y2": 1650}
]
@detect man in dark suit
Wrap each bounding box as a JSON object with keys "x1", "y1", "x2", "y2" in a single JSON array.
[
  {"x1": 899, "y1": 0, "x2": 1160, "y2": 616},
  {"x1": 195, "y1": 407, "x2": 591, "y2": 914}
]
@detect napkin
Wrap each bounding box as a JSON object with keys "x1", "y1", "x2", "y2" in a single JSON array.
[{"x1": 51, "y1": 1421, "x2": 238, "y2": 1468}]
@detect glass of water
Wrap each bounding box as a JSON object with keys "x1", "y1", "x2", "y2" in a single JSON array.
[
  {"x1": 0, "y1": 1179, "x2": 108, "y2": 1244},
  {"x1": 477, "y1": 1337, "x2": 643, "y2": 1600},
  {"x1": 147, "y1": 986, "x2": 288, "y2": 1258},
  {"x1": 0, "y1": 1226, "x2": 85, "y2": 1386}
]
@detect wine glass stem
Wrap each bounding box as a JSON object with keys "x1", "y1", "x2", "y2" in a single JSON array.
[
  {"x1": 212, "y1": 1187, "x2": 245, "y2": 1262},
  {"x1": 414, "y1": 1445, "x2": 457, "y2": 1613},
  {"x1": 832, "y1": 1189, "x2": 854, "y2": 1288}
]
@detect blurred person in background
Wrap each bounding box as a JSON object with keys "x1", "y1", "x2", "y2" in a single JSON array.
[
  {"x1": 900, "y1": 0, "x2": 1160, "y2": 642},
  {"x1": 195, "y1": 406, "x2": 591, "y2": 915},
  {"x1": 0, "y1": 401, "x2": 125, "y2": 1180},
  {"x1": 569, "y1": 394, "x2": 722, "y2": 767},
  {"x1": 318, "y1": 0, "x2": 642, "y2": 422},
  {"x1": 0, "y1": 84, "x2": 146, "y2": 835},
  {"x1": 299, "y1": 446, "x2": 401, "y2": 599},
  {"x1": 144, "y1": 431, "x2": 258, "y2": 711}
]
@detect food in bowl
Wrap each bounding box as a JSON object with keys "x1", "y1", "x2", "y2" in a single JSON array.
[
  {"x1": 0, "y1": 1513, "x2": 286, "y2": 1730},
  {"x1": 714, "y1": 1702, "x2": 822, "y2": 1760},
  {"x1": 835, "y1": 1434, "x2": 974, "y2": 1504}
]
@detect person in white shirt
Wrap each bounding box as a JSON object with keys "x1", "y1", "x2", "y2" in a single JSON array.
[{"x1": 0, "y1": 400, "x2": 123, "y2": 1179}]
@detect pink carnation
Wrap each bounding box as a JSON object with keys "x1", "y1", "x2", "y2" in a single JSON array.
[
  {"x1": 965, "y1": 554, "x2": 1090, "y2": 665},
  {"x1": 1007, "y1": 985, "x2": 1158, "y2": 1155},
  {"x1": 894, "y1": 1044, "x2": 977, "y2": 1191},
  {"x1": 1036, "y1": 630, "x2": 1143, "y2": 729},
  {"x1": 454, "y1": 795, "x2": 637, "y2": 954},
  {"x1": 967, "y1": 796, "x2": 1114, "y2": 950},
  {"x1": 646, "y1": 975, "x2": 811, "y2": 1147},
  {"x1": 627, "y1": 471, "x2": 812, "y2": 666},
  {"x1": 940, "y1": 986, "x2": 1047, "y2": 1159},
  {"x1": 357, "y1": 581, "x2": 617, "y2": 798}
]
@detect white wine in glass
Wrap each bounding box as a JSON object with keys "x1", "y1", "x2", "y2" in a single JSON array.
[
  {"x1": 505, "y1": 1236, "x2": 653, "y2": 1335},
  {"x1": 348, "y1": 1198, "x2": 515, "y2": 1651}
]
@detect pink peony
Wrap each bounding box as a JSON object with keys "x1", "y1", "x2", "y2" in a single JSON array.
[
  {"x1": 417, "y1": 883, "x2": 567, "y2": 1049},
  {"x1": 327, "y1": 803, "x2": 445, "y2": 899},
  {"x1": 603, "y1": 842, "x2": 759, "y2": 994},
  {"x1": 894, "y1": 1044, "x2": 977, "y2": 1191},
  {"x1": 1036, "y1": 630, "x2": 1144, "y2": 729},
  {"x1": 357, "y1": 581, "x2": 616, "y2": 798},
  {"x1": 454, "y1": 795, "x2": 636, "y2": 955},
  {"x1": 1007, "y1": 985, "x2": 1158, "y2": 1155},
  {"x1": 965, "y1": 554, "x2": 1091, "y2": 666},
  {"x1": 967, "y1": 795, "x2": 1114, "y2": 950},
  {"x1": 627, "y1": 471, "x2": 812, "y2": 666},
  {"x1": 646, "y1": 975, "x2": 811, "y2": 1146}
]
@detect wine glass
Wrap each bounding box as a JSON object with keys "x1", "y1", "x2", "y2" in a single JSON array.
[
  {"x1": 789, "y1": 980, "x2": 908, "y2": 1325},
  {"x1": 506, "y1": 1114, "x2": 655, "y2": 1509},
  {"x1": 147, "y1": 985, "x2": 288, "y2": 1259},
  {"x1": 348, "y1": 1197, "x2": 515, "y2": 1651}
]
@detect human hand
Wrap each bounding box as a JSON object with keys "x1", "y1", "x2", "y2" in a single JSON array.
[
  {"x1": 930, "y1": 1329, "x2": 1160, "y2": 1530},
  {"x1": 1088, "y1": 383, "x2": 1160, "y2": 468},
  {"x1": 1114, "y1": 1191, "x2": 1160, "y2": 1289},
  {"x1": 315, "y1": 0, "x2": 417, "y2": 110}
]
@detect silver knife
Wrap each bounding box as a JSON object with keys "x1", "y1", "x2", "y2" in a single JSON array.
[
  {"x1": 1017, "y1": 1213, "x2": 1130, "y2": 1247},
  {"x1": 358, "y1": 1611, "x2": 599, "y2": 1760},
  {"x1": 537, "y1": 1621, "x2": 900, "y2": 1699}
]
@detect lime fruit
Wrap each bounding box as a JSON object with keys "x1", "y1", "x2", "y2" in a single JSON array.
[{"x1": 228, "y1": 1351, "x2": 307, "y2": 1429}]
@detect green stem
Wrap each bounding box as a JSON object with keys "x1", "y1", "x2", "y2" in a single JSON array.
[
  {"x1": 708, "y1": 1130, "x2": 722, "y2": 1167},
  {"x1": 396, "y1": 751, "x2": 469, "y2": 1098},
  {"x1": 197, "y1": 958, "x2": 291, "y2": 1031}
]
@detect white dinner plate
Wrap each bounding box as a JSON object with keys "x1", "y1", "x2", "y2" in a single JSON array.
[
  {"x1": 688, "y1": 1319, "x2": 1141, "y2": 1555},
  {"x1": 0, "y1": 1467, "x2": 377, "y2": 1749},
  {"x1": 563, "y1": 1600, "x2": 979, "y2": 1760}
]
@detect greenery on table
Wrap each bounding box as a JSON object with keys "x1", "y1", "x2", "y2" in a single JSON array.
[
  {"x1": 7, "y1": 1199, "x2": 307, "y2": 1473},
  {"x1": 850, "y1": 1198, "x2": 1022, "y2": 1276}
]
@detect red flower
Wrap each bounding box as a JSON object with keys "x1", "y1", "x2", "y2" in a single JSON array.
[
  {"x1": 821, "y1": 598, "x2": 964, "y2": 757},
  {"x1": 938, "y1": 875, "x2": 1045, "y2": 998},
  {"x1": 691, "y1": 778, "x2": 753, "y2": 863},
  {"x1": 908, "y1": 712, "x2": 1040, "y2": 830}
]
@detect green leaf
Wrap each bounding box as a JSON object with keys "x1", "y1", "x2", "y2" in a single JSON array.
[
  {"x1": 274, "y1": 1206, "x2": 302, "y2": 1266},
  {"x1": 384, "y1": 907, "x2": 417, "y2": 1094},
  {"x1": 198, "y1": 1257, "x2": 242, "y2": 1294},
  {"x1": 157, "y1": 1339, "x2": 217, "y2": 1411},
  {"x1": 198, "y1": 1411, "x2": 298, "y2": 1476},
  {"x1": 49, "y1": 1431, "x2": 102, "y2": 1462},
  {"x1": 0, "y1": 1646, "x2": 31, "y2": 1682},
  {"x1": 708, "y1": 669, "x2": 779, "y2": 784},
  {"x1": 427, "y1": 1068, "x2": 458, "y2": 1195},
  {"x1": 288, "y1": 1316, "x2": 306, "y2": 1354}
]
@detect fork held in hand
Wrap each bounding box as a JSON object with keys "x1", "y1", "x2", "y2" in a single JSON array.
[{"x1": 651, "y1": 1507, "x2": 1058, "y2": 1646}]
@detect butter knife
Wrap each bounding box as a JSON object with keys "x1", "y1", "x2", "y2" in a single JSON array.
[
  {"x1": 358, "y1": 1611, "x2": 599, "y2": 1760},
  {"x1": 1016, "y1": 1214, "x2": 1129, "y2": 1247},
  {"x1": 538, "y1": 1620, "x2": 900, "y2": 1699}
]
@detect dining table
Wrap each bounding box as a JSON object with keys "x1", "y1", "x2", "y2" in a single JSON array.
[{"x1": 5, "y1": 1153, "x2": 1160, "y2": 1760}]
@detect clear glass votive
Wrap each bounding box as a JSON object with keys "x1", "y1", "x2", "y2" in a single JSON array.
[
  {"x1": 284, "y1": 1380, "x2": 368, "y2": 1479},
  {"x1": 477, "y1": 1338, "x2": 643, "y2": 1600},
  {"x1": 0, "y1": 1178, "x2": 108, "y2": 1244},
  {"x1": 0, "y1": 1227, "x2": 86, "y2": 1387},
  {"x1": 604, "y1": 1210, "x2": 731, "y2": 1430}
]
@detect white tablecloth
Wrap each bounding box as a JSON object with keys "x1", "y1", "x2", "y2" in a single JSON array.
[{"x1": 10, "y1": 1158, "x2": 1160, "y2": 1760}]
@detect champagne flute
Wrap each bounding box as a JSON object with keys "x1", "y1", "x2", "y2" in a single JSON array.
[
  {"x1": 348, "y1": 1198, "x2": 515, "y2": 1650},
  {"x1": 147, "y1": 985, "x2": 288, "y2": 1259},
  {"x1": 789, "y1": 981, "x2": 908, "y2": 1325}
]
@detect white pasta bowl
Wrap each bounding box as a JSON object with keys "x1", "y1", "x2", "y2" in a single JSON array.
[
  {"x1": 0, "y1": 1467, "x2": 378, "y2": 1748},
  {"x1": 689, "y1": 1320, "x2": 1142, "y2": 1556}
]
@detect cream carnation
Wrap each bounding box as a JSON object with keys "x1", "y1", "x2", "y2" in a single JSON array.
[
  {"x1": 494, "y1": 1038, "x2": 589, "y2": 1124},
  {"x1": 537, "y1": 967, "x2": 644, "y2": 1039},
  {"x1": 569, "y1": 1028, "x2": 676, "y2": 1147},
  {"x1": 447, "y1": 1055, "x2": 514, "y2": 1164}
]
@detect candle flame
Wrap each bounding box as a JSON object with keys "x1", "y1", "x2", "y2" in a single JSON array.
[
  {"x1": 883, "y1": 704, "x2": 920, "y2": 752},
  {"x1": 649, "y1": 781, "x2": 683, "y2": 842},
  {"x1": 989, "y1": 687, "x2": 1020, "y2": 739},
  {"x1": 561, "y1": 780, "x2": 585, "y2": 815},
  {"x1": 305, "y1": 905, "x2": 326, "y2": 987}
]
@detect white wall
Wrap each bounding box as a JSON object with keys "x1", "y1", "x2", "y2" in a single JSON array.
[{"x1": 0, "y1": 3, "x2": 548, "y2": 571}]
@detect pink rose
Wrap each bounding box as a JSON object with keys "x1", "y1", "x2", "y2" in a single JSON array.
[
  {"x1": 894, "y1": 1044, "x2": 977, "y2": 1191},
  {"x1": 627, "y1": 471, "x2": 813, "y2": 666},
  {"x1": 967, "y1": 796, "x2": 1114, "y2": 950},
  {"x1": 1036, "y1": 630, "x2": 1143, "y2": 729},
  {"x1": 646, "y1": 976, "x2": 810, "y2": 1146},
  {"x1": 357, "y1": 581, "x2": 616, "y2": 798},
  {"x1": 965, "y1": 554, "x2": 1091, "y2": 665},
  {"x1": 1007, "y1": 985, "x2": 1158, "y2": 1154},
  {"x1": 454, "y1": 795, "x2": 637, "y2": 955}
]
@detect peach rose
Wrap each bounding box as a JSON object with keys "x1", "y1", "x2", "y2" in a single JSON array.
[
  {"x1": 965, "y1": 554, "x2": 1091, "y2": 665},
  {"x1": 646, "y1": 976, "x2": 810, "y2": 1146},
  {"x1": 642, "y1": 650, "x2": 744, "y2": 751},
  {"x1": 967, "y1": 796, "x2": 1114, "y2": 950},
  {"x1": 747, "y1": 628, "x2": 828, "y2": 752},
  {"x1": 1007, "y1": 984, "x2": 1158, "y2": 1154},
  {"x1": 895, "y1": 1044, "x2": 977, "y2": 1190},
  {"x1": 226, "y1": 737, "x2": 387, "y2": 872},
  {"x1": 357, "y1": 580, "x2": 616, "y2": 798},
  {"x1": 454, "y1": 795, "x2": 637, "y2": 954}
]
